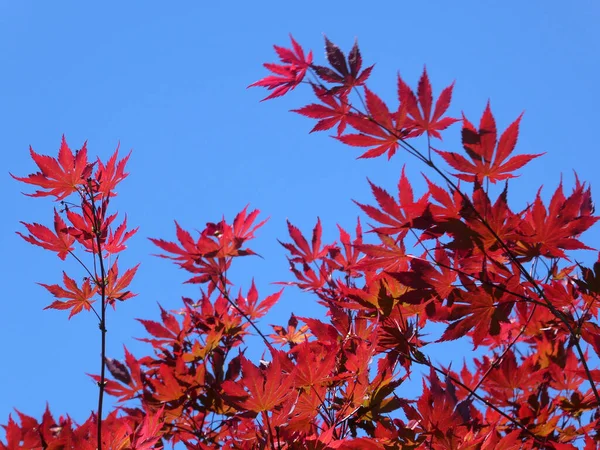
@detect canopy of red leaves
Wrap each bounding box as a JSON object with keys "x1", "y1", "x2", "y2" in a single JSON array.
[{"x1": 5, "y1": 35, "x2": 600, "y2": 450}]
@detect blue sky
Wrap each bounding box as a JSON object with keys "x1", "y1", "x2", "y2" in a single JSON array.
[{"x1": 0, "y1": 0, "x2": 599, "y2": 435}]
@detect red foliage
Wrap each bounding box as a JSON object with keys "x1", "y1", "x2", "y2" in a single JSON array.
[{"x1": 4, "y1": 35, "x2": 600, "y2": 450}]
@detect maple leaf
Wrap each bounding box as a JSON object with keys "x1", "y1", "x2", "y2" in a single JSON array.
[
  {"x1": 292, "y1": 84, "x2": 352, "y2": 135},
  {"x1": 333, "y1": 438, "x2": 386, "y2": 450},
  {"x1": 440, "y1": 282, "x2": 514, "y2": 348},
  {"x1": 354, "y1": 166, "x2": 429, "y2": 236},
  {"x1": 1, "y1": 411, "x2": 43, "y2": 449},
  {"x1": 230, "y1": 205, "x2": 268, "y2": 251},
  {"x1": 105, "y1": 357, "x2": 132, "y2": 385},
  {"x1": 436, "y1": 103, "x2": 543, "y2": 183},
  {"x1": 341, "y1": 277, "x2": 392, "y2": 313},
  {"x1": 94, "y1": 144, "x2": 131, "y2": 197},
  {"x1": 575, "y1": 256, "x2": 600, "y2": 312},
  {"x1": 461, "y1": 181, "x2": 523, "y2": 258},
  {"x1": 149, "y1": 221, "x2": 223, "y2": 284},
  {"x1": 390, "y1": 248, "x2": 458, "y2": 306},
  {"x1": 291, "y1": 341, "x2": 337, "y2": 392},
  {"x1": 270, "y1": 314, "x2": 311, "y2": 347},
  {"x1": 104, "y1": 260, "x2": 139, "y2": 304},
  {"x1": 137, "y1": 317, "x2": 178, "y2": 342},
  {"x1": 103, "y1": 214, "x2": 138, "y2": 255},
  {"x1": 150, "y1": 208, "x2": 265, "y2": 284},
  {"x1": 91, "y1": 347, "x2": 143, "y2": 401},
  {"x1": 329, "y1": 218, "x2": 364, "y2": 277},
  {"x1": 517, "y1": 179, "x2": 599, "y2": 259},
  {"x1": 222, "y1": 354, "x2": 292, "y2": 413},
  {"x1": 548, "y1": 350, "x2": 585, "y2": 392},
  {"x1": 423, "y1": 175, "x2": 463, "y2": 221},
  {"x1": 397, "y1": 67, "x2": 459, "y2": 139},
  {"x1": 414, "y1": 368, "x2": 473, "y2": 442},
  {"x1": 127, "y1": 406, "x2": 165, "y2": 450},
  {"x1": 356, "y1": 234, "x2": 409, "y2": 273},
  {"x1": 311, "y1": 37, "x2": 373, "y2": 93},
  {"x1": 236, "y1": 279, "x2": 283, "y2": 321},
  {"x1": 65, "y1": 197, "x2": 116, "y2": 252},
  {"x1": 11, "y1": 136, "x2": 93, "y2": 200},
  {"x1": 150, "y1": 221, "x2": 211, "y2": 263},
  {"x1": 477, "y1": 350, "x2": 545, "y2": 407},
  {"x1": 147, "y1": 363, "x2": 188, "y2": 403},
  {"x1": 40, "y1": 272, "x2": 97, "y2": 318},
  {"x1": 17, "y1": 209, "x2": 76, "y2": 260},
  {"x1": 249, "y1": 34, "x2": 312, "y2": 100},
  {"x1": 279, "y1": 218, "x2": 332, "y2": 264},
  {"x1": 338, "y1": 87, "x2": 409, "y2": 159}
]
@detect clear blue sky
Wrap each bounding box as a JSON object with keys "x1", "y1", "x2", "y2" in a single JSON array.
[{"x1": 1, "y1": 0, "x2": 599, "y2": 433}]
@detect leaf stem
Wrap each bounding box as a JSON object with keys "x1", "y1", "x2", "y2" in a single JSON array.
[{"x1": 84, "y1": 183, "x2": 108, "y2": 450}]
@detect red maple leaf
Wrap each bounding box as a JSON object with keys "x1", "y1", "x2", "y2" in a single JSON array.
[
  {"x1": 150, "y1": 221, "x2": 211, "y2": 263},
  {"x1": 40, "y1": 272, "x2": 97, "y2": 318},
  {"x1": 126, "y1": 406, "x2": 165, "y2": 450},
  {"x1": 149, "y1": 221, "x2": 228, "y2": 284},
  {"x1": 311, "y1": 37, "x2": 373, "y2": 93},
  {"x1": 236, "y1": 279, "x2": 283, "y2": 321},
  {"x1": 249, "y1": 34, "x2": 312, "y2": 100},
  {"x1": 147, "y1": 363, "x2": 187, "y2": 403},
  {"x1": 150, "y1": 208, "x2": 266, "y2": 284},
  {"x1": 391, "y1": 248, "x2": 458, "y2": 306},
  {"x1": 11, "y1": 136, "x2": 93, "y2": 200},
  {"x1": 354, "y1": 166, "x2": 429, "y2": 237},
  {"x1": 291, "y1": 341, "x2": 337, "y2": 391},
  {"x1": 91, "y1": 346, "x2": 143, "y2": 401},
  {"x1": 355, "y1": 234, "x2": 410, "y2": 273},
  {"x1": 222, "y1": 353, "x2": 292, "y2": 413},
  {"x1": 440, "y1": 282, "x2": 513, "y2": 348},
  {"x1": 279, "y1": 218, "x2": 332, "y2": 264},
  {"x1": 104, "y1": 260, "x2": 139, "y2": 304},
  {"x1": 477, "y1": 350, "x2": 545, "y2": 407},
  {"x1": 103, "y1": 214, "x2": 138, "y2": 255},
  {"x1": 18, "y1": 209, "x2": 76, "y2": 260},
  {"x1": 517, "y1": 180, "x2": 599, "y2": 259},
  {"x1": 436, "y1": 103, "x2": 542, "y2": 183},
  {"x1": 65, "y1": 197, "x2": 116, "y2": 252},
  {"x1": 230, "y1": 205, "x2": 268, "y2": 250},
  {"x1": 270, "y1": 314, "x2": 311, "y2": 347},
  {"x1": 338, "y1": 87, "x2": 409, "y2": 159},
  {"x1": 398, "y1": 67, "x2": 459, "y2": 139},
  {"x1": 94, "y1": 144, "x2": 131, "y2": 197},
  {"x1": 462, "y1": 182, "x2": 522, "y2": 257},
  {"x1": 329, "y1": 218, "x2": 364, "y2": 277},
  {"x1": 292, "y1": 84, "x2": 351, "y2": 135}
]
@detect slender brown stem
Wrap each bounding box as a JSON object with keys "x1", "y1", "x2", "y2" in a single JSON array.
[{"x1": 84, "y1": 183, "x2": 108, "y2": 450}]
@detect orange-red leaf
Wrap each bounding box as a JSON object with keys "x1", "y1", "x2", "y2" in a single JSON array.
[
  {"x1": 222, "y1": 354, "x2": 292, "y2": 413},
  {"x1": 94, "y1": 144, "x2": 131, "y2": 197},
  {"x1": 40, "y1": 272, "x2": 97, "y2": 318},
  {"x1": 249, "y1": 34, "x2": 312, "y2": 100},
  {"x1": 11, "y1": 136, "x2": 92, "y2": 200},
  {"x1": 18, "y1": 210, "x2": 76, "y2": 260},
  {"x1": 397, "y1": 68, "x2": 459, "y2": 139},
  {"x1": 435, "y1": 103, "x2": 542, "y2": 183},
  {"x1": 105, "y1": 260, "x2": 139, "y2": 304}
]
